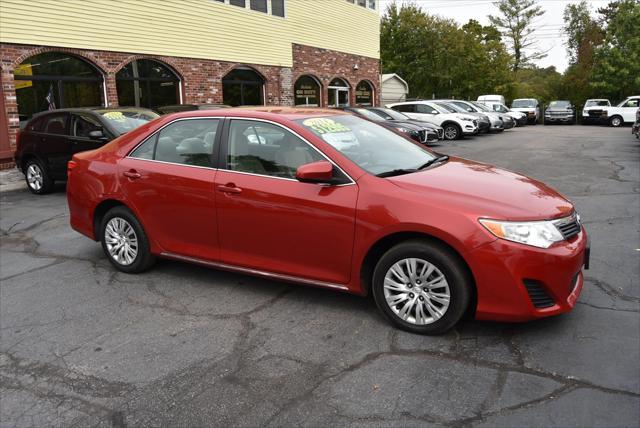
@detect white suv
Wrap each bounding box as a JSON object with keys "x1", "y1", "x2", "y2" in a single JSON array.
[
  {"x1": 386, "y1": 101, "x2": 479, "y2": 140},
  {"x1": 511, "y1": 99, "x2": 540, "y2": 124}
]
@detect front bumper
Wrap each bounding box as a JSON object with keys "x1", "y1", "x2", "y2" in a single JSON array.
[
  {"x1": 462, "y1": 121, "x2": 478, "y2": 135},
  {"x1": 545, "y1": 115, "x2": 574, "y2": 123},
  {"x1": 466, "y1": 226, "x2": 588, "y2": 322},
  {"x1": 478, "y1": 121, "x2": 491, "y2": 133}
]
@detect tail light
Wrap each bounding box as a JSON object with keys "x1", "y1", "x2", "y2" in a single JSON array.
[{"x1": 67, "y1": 160, "x2": 77, "y2": 172}]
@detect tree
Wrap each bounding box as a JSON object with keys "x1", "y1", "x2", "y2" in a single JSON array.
[
  {"x1": 489, "y1": 0, "x2": 546, "y2": 73},
  {"x1": 591, "y1": 0, "x2": 640, "y2": 101}
]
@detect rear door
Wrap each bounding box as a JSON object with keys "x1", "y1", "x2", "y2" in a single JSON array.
[
  {"x1": 69, "y1": 113, "x2": 109, "y2": 155},
  {"x1": 38, "y1": 113, "x2": 71, "y2": 179},
  {"x1": 119, "y1": 117, "x2": 221, "y2": 260}
]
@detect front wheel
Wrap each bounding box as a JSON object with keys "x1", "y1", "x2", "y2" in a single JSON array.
[
  {"x1": 100, "y1": 206, "x2": 155, "y2": 273},
  {"x1": 609, "y1": 116, "x2": 623, "y2": 127},
  {"x1": 372, "y1": 240, "x2": 471, "y2": 334},
  {"x1": 443, "y1": 124, "x2": 461, "y2": 140}
]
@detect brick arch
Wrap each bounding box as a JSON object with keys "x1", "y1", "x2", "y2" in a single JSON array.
[
  {"x1": 9, "y1": 47, "x2": 108, "y2": 74},
  {"x1": 293, "y1": 73, "x2": 324, "y2": 88},
  {"x1": 354, "y1": 78, "x2": 376, "y2": 106},
  {"x1": 220, "y1": 63, "x2": 268, "y2": 82},
  {"x1": 111, "y1": 55, "x2": 185, "y2": 79},
  {"x1": 327, "y1": 76, "x2": 352, "y2": 88}
]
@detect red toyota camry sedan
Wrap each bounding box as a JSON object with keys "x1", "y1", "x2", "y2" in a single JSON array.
[{"x1": 67, "y1": 108, "x2": 589, "y2": 334}]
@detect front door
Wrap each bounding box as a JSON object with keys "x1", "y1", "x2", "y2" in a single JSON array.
[
  {"x1": 215, "y1": 119, "x2": 358, "y2": 284},
  {"x1": 119, "y1": 118, "x2": 221, "y2": 260}
]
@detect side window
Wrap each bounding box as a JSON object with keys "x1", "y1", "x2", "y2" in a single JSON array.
[
  {"x1": 43, "y1": 114, "x2": 68, "y2": 135},
  {"x1": 625, "y1": 99, "x2": 639, "y2": 108},
  {"x1": 394, "y1": 104, "x2": 415, "y2": 113},
  {"x1": 73, "y1": 115, "x2": 102, "y2": 138},
  {"x1": 417, "y1": 104, "x2": 437, "y2": 114},
  {"x1": 27, "y1": 116, "x2": 46, "y2": 132},
  {"x1": 129, "y1": 119, "x2": 219, "y2": 167},
  {"x1": 227, "y1": 120, "x2": 324, "y2": 178}
]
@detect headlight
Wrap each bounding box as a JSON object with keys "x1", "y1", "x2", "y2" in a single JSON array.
[
  {"x1": 457, "y1": 115, "x2": 473, "y2": 121},
  {"x1": 479, "y1": 218, "x2": 564, "y2": 248},
  {"x1": 395, "y1": 127, "x2": 412, "y2": 133}
]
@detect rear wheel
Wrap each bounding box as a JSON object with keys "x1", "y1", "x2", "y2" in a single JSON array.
[
  {"x1": 100, "y1": 206, "x2": 155, "y2": 273},
  {"x1": 24, "y1": 159, "x2": 53, "y2": 195},
  {"x1": 443, "y1": 123, "x2": 461, "y2": 140},
  {"x1": 372, "y1": 240, "x2": 471, "y2": 334},
  {"x1": 610, "y1": 116, "x2": 623, "y2": 127}
]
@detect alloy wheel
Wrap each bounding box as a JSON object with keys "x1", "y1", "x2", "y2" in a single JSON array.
[
  {"x1": 444, "y1": 126, "x2": 458, "y2": 140},
  {"x1": 26, "y1": 164, "x2": 43, "y2": 191},
  {"x1": 383, "y1": 258, "x2": 451, "y2": 325},
  {"x1": 611, "y1": 117, "x2": 622, "y2": 127},
  {"x1": 104, "y1": 217, "x2": 139, "y2": 266}
]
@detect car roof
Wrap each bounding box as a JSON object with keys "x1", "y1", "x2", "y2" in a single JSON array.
[{"x1": 162, "y1": 106, "x2": 346, "y2": 121}]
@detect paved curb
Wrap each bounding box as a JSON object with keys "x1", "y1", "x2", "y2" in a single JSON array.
[{"x1": 0, "y1": 168, "x2": 26, "y2": 193}]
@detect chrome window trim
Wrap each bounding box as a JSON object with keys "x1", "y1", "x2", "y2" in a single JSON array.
[
  {"x1": 160, "y1": 252, "x2": 349, "y2": 291},
  {"x1": 126, "y1": 116, "x2": 223, "y2": 164},
  {"x1": 123, "y1": 157, "x2": 218, "y2": 171},
  {"x1": 223, "y1": 117, "x2": 356, "y2": 185}
]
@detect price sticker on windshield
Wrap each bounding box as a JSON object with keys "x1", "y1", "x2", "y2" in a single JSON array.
[
  {"x1": 302, "y1": 118, "x2": 351, "y2": 134},
  {"x1": 102, "y1": 111, "x2": 126, "y2": 122}
]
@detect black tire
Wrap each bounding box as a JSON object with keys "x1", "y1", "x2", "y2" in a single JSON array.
[
  {"x1": 609, "y1": 115, "x2": 623, "y2": 127},
  {"x1": 371, "y1": 240, "x2": 471, "y2": 335},
  {"x1": 24, "y1": 158, "x2": 54, "y2": 195},
  {"x1": 100, "y1": 206, "x2": 155, "y2": 273},
  {"x1": 443, "y1": 123, "x2": 461, "y2": 140}
]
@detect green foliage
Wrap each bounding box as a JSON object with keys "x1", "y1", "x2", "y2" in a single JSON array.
[
  {"x1": 489, "y1": 0, "x2": 546, "y2": 72},
  {"x1": 591, "y1": 0, "x2": 640, "y2": 101}
]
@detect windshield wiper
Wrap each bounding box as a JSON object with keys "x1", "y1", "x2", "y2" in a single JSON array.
[
  {"x1": 376, "y1": 168, "x2": 417, "y2": 178},
  {"x1": 417, "y1": 155, "x2": 449, "y2": 170}
]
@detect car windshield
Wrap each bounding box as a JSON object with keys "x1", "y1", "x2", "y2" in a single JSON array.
[
  {"x1": 436, "y1": 102, "x2": 462, "y2": 113},
  {"x1": 512, "y1": 100, "x2": 536, "y2": 108},
  {"x1": 95, "y1": 109, "x2": 159, "y2": 135},
  {"x1": 549, "y1": 101, "x2": 571, "y2": 108},
  {"x1": 585, "y1": 100, "x2": 609, "y2": 107},
  {"x1": 296, "y1": 115, "x2": 436, "y2": 176},
  {"x1": 371, "y1": 108, "x2": 410, "y2": 121},
  {"x1": 351, "y1": 108, "x2": 384, "y2": 122}
]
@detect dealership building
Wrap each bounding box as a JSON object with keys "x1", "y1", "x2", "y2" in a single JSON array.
[{"x1": 0, "y1": 0, "x2": 381, "y2": 167}]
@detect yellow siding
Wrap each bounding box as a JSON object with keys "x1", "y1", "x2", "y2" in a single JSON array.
[{"x1": 0, "y1": 0, "x2": 380, "y2": 66}]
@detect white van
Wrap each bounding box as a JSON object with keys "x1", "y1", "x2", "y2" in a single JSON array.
[{"x1": 477, "y1": 95, "x2": 506, "y2": 105}]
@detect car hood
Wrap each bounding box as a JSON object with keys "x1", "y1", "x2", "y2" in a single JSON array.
[
  {"x1": 392, "y1": 120, "x2": 440, "y2": 131},
  {"x1": 387, "y1": 120, "x2": 431, "y2": 131},
  {"x1": 387, "y1": 157, "x2": 573, "y2": 221}
]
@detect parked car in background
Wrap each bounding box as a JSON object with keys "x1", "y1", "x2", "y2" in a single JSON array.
[
  {"x1": 600, "y1": 96, "x2": 640, "y2": 127},
  {"x1": 157, "y1": 104, "x2": 229, "y2": 114},
  {"x1": 15, "y1": 107, "x2": 159, "y2": 194},
  {"x1": 365, "y1": 107, "x2": 444, "y2": 141},
  {"x1": 511, "y1": 98, "x2": 540, "y2": 124},
  {"x1": 477, "y1": 101, "x2": 527, "y2": 126},
  {"x1": 477, "y1": 94, "x2": 506, "y2": 105},
  {"x1": 432, "y1": 101, "x2": 492, "y2": 133},
  {"x1": 67, "y1": 107, "x2": 589, "y2": 334},
  {"x1": 581, "y1": 99, "x2": 611, "y2": 124},
  {"x1": 387, "y1": 101, "x2": 479, "y2": 140},
  {"x1": 339, "y1": 107, "x2": 441, "y2": 144},
  {"x1": 470, "y1": 101, "x2": 516, "y2": 130},
  {"x1": 632, "y1": 108, "x2": 640, "y2": 139},
  {"x1": 445, "y1": 100, "x2": 505, "y2": 132},
  {"x1": 544, "y1": 100, "x2": 575, "y2": 125}
]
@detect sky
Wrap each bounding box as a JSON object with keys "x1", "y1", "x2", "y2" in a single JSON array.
[{"x1": 377, "y1": 0, "x2": 611, "y2": 73}]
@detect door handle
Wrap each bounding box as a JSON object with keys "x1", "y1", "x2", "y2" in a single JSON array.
[
  {"x1": 123, "y1": 170, "x2": 141, "y2": 179},
  {"x1": 217, "y1": 184, "x2": 242, "y2": 194}
]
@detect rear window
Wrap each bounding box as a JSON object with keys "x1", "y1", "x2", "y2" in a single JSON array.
[
  {"x1": 585, "y1": 100, "x2": 609, "y2": 107},
  {"x1": 43, "y1": 114, "x2": 68, "y2": 135},
  {"x1": 512, "y1": 100, "x2": 536, "y2": 108},
  {"x1": 95, "y1": 110, "x2": 159, "y2": 135}
]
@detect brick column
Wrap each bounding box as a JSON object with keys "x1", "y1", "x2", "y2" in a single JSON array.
[
  {"x1": 1, "y1": 68, "x2": 19, "y2": 166},
  {"x1": 105, "y1": 72, "x2": 119, "y2": 107}
]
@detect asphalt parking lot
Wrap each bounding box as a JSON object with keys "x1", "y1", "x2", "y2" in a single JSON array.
[{"x1": 1, "y1": 124, "x2": 638, "y2": 427}]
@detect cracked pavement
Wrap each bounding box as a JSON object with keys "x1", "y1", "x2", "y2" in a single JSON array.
[{"x1": 1, "y1": 125, "x2": 639, "y2": 427}]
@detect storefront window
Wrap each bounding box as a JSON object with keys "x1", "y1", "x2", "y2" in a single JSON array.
[
  {"x1": 116, "y1": 59, "x2": 180, "y2": 111},
  {"x1": 14, "y1": 52, "x2": 103, "y2": 127},
  {"x1": 294, "y1": 75, "x2": 321, "y2": 107},
  {"x1": 328, "y1": 78, "x2": 350, "y2": 108},
  {"x1": 222, "y1": 68, "x2": 265, "y2": 106},
  {"x1": 355, "y1": 80, "x2": 374, "y2": 106}
]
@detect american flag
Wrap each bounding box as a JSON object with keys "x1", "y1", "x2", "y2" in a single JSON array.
[{"x1": 45, "y1": 84, "x2": 56, "y2": 111}]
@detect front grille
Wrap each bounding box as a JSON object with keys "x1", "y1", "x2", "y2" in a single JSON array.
[
  {"x1": 553, "y1": 214, "x2": 581, "y2": 240},
  {"x1": 437, "y1": 128, "x2": 444, "y2": 139},
  {"x1": 473, "y1": 119, "x2": 478, "y2": 126},
  {"x1": 426, "y1": 132, "x2": 438, "y2": 142},
  {"x1": 588, "y1": 109, "x2": 603, "y2": 117},
  {"x1": 523, "y1": 280, "x2": 555, "y2": 308}
]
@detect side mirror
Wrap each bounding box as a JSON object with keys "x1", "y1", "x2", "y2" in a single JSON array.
[
  {"x1": 88, "y1": 129, "x2": 106, "y2": 140},
  {"x1": 296, "y1": 161, "x2": 334, "y2": 184}
]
